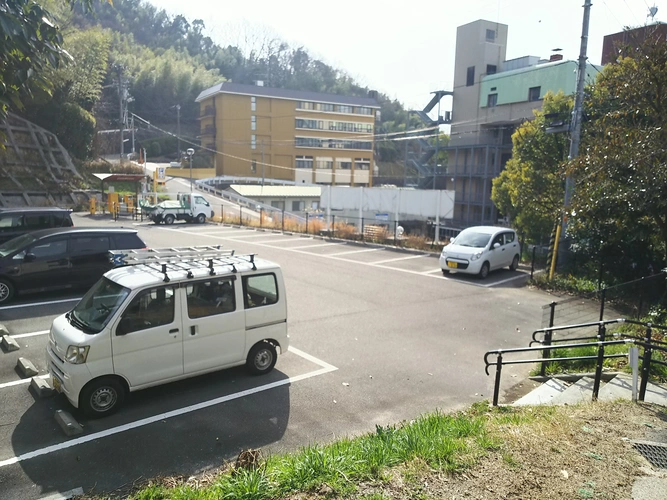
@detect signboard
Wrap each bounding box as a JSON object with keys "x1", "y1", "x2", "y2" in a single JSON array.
[
  {"x1": 157, "y1": 167, "x2": 166, "y2": 180},
  {"x1": 375, "y1": 213, "x2": 389, "y2": 222}
]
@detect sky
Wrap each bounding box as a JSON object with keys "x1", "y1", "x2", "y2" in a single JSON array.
[{"x1": 148, "y1": 0, "x2": 664, "y2": 110}]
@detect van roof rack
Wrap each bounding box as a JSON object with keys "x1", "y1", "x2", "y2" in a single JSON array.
[{"x1": 109, "y1": 246, "x2": 257, "y2": 282}]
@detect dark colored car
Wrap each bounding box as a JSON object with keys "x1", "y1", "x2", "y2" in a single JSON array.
[
  {"x1": 0, "y1": 207, "x2": 73, "y2": 245},
  {"x1": 0, "y1": 227, "x2": 146, "y2": 304}
]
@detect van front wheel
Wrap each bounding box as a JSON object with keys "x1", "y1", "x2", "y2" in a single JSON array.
[
  {"x1": 80, "y1": 377, "x2": 125, "y2": 418},
  {"x1": 246, "y1": 342, "x2": 277, "y2": 375}
]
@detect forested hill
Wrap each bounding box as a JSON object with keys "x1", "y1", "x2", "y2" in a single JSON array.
[{"x1": 24, "y1": 0, "x2": 409, "y2": 162}]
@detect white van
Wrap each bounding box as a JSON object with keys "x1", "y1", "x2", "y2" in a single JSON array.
[{"x1": 46, "y1": 247, "x2": 289, "y2": 418}]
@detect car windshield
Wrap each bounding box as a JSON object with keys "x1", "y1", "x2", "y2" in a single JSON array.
[
  {"x1": 0, "y1": 233, "x2": 38, "y2": 257},
  {"x1": 69, "y1": 278, "x2": 130, "y2": 334},
  {"x1": 453, "y1": 231, "x2": 492, "y2": 248}
]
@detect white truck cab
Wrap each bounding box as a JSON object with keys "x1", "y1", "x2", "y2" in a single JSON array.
[{"x1": 47, "y1": 246, "x2": 289, "y2": 418}]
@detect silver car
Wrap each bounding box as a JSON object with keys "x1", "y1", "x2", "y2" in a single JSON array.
[{"x1": 439, "y1": 226, "x2": 520, "y2": 279}]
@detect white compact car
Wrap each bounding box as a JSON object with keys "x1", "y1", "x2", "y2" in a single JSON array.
[{"x1": 439, "y1": 226, "x2": 520, "y2": 279}]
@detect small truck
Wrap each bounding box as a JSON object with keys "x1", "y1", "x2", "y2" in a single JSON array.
[{"x1": 144, "y1": 193, "x2": 214, "y2": 224}]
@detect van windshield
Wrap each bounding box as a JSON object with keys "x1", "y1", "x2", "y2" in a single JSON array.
[
  {"x1": 453, "y1": 232, "x2": 491, "y2": 248},
  {"x1": 69, "y1": 278, "x2": 130, "y2": 334},
  {"x1": 0, "y1": 233, "x2": 37, "y2": 257}
]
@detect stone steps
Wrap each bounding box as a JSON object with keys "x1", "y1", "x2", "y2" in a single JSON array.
[{"x1": 513, "y1": 373, "x2": 667, "y2": 406}]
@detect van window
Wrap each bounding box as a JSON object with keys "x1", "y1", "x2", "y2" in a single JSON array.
[
  {"x1": 187, "y1": 279, "x2": 235, "y2": 318},
  {"x1": 0, "y1": 214, "x2": 23, "y2": 231},
  {"x1": 113, "y1": 233, "x2": 145, "y2": 250},
  {"x1": 70, "y1": 235, "x2": 110, "y2": 255},
  {"x1": 243, "y1": 273, "x2": 278, "y2": 309},
  {"x1": 194, "y1": 195, "x2": 209, "y2": 206},
  {"x1": 118, "y1": 286, "x2": 175, "y2": 335},
  {"x1": 53, "y1": 212, "x2": 73, "y2": 227},
  {"x1": 24, "y1": 238, "x2": 68, "y2": 259},
  {"x1": 504, "y1": 232, "x2": 515, "y2": 244},
  {"x1": 24, "y1": 214, "x2": 52, "y2": 229}
]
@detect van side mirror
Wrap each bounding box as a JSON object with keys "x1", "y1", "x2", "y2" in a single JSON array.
[
  {"x1": 493, "y1": 242, "x2": 501, "y2": 249},
  {"x1": 24, "y1": 253, "x2": 36, "y2": 263}
]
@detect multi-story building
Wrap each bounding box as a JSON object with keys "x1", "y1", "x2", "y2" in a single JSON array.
[
  {"x1": 444, "y1": 19, "x2": 600, "y2": 228},
  {"x1": 195, "y1": 82, "x2": 379, "y2": 186},
  {"x1": 601, "y1": 22, "x2": 667, "y2": 64}
]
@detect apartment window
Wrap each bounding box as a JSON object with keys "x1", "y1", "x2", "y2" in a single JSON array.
[
  {"x1": 292, "y1": 200, "x2": 304, "y2": 211},
  {"x1": 336, "y1": 159, "x2": 352, "y2": 170},
  {"x1": 251, "y1": 134, "x2": 256, "y2": 150},
  {"x1": 336, "y1": 105, "x2": 353, "y2": 113},
  {"x1": 487, "y1": 93, "x2": 498, "y2": 108},
  {"x1": 298, "y1": 101, "x2": 314, "y2": 110},
  {"x1": 486, "y1": 29, "x2": 496, "y2": 42},
  {"x1": 251, "y1": 115, "x2": 256, "y2": 131},
  {"x1": 316, "y1": 103, "x2": 334, "y2": 112},
  {"x1": 354, "y1": 158, "x2": 370, "y2": 170},
  {"x1": 251, "y1": 96, "x2": 256, "y2": 111},
  {"x1": 528, "y1": 86, "x2": 541, "y2": 102},
  {"x1": 316, "y1": 158, "x2": 333, "y2": 169},
  {"x1": 295, "y1": 155, "x2": 313, "y2": 169},
  {"x1": 356, "y1": 107, "x2": 373, "y2": 115},
  {"x1": 486, "y1": 64, "x2": 497, "y2": 75},
  {"x1": 466, "y1": 66, "x2": 475, "y2": 86}
]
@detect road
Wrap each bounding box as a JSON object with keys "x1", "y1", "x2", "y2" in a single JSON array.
[{"x1": 0, "y1": 211, "x2": 552, "y2": 499}]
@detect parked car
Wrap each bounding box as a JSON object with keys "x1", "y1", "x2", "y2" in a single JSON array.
[
  {"x1": 0, "y1": 207, "x2": 73, "y2": 244},
  {"x1": 0, "y1": 227, "x2": 146, "y2": 304},
  {"x1": 47, "y1": 246, "x2": 289, "y2": 417},
  {"x1": 439, "y1": 226, "x2": 520, "y2": 279}
]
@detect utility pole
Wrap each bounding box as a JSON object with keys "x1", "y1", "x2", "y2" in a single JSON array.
[
  {"x1": 261, "y1": 140, "x2": 265, "y2": 187},
  {"x1": 550, "y1": 0, "x2": 592, "y2": 279},
  {"x1": 433, "y1": 97, "x2": 440, "y2": 190},
  {"x1": 131, "y1": 114, "x2": 135, "y2": 156},
  {"x1": 176, "y1": 104, "x2": 181, "y2": 158},
  {"x1": 118, "y1": 65, "x2": 124, "y2": 164}
]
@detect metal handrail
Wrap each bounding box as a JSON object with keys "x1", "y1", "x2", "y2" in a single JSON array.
[{"x1": 484, "y1": 318, "x2": 667, "y2": 406}]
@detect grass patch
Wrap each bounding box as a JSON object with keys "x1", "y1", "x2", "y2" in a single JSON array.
[
  {"x1": 81, "y1": 401, "x2": 665, "y2": 500},
  {"x1": 119, "y1": 407, "x2": 528, "y2": 500}
]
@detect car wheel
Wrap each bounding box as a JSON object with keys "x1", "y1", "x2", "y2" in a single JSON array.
[
  {"x1": 0, "y1": 278, "x2": 15, "y2": 304},
  {"x1": 164, "y1": 214, "x2": 175, "y2": 225},
  {"x1": 441, "y1": 269, "x2": 450, "y2": 276},
  {"x1": 478, "y1": 262, "x2": 490, "y2": 279},
  {"x1": 246, "y1": 341, "x2": 277, "y2": 375},
  {"x1": 196, "y1": 213, "x2": 206, "y2": 224},
  {"x1": 509, "y1": 255, "x2": 520, "y2": 271},
  {"x1": 79, "y1": 377, "x2": 125, "y2": 419}
]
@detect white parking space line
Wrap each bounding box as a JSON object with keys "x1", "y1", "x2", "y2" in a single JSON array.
[
  {"x1": 327, "y1": 248, "x2": 380, "y2": 257},
  {"x1": 0, "y1": 347, "x2": 337, "y2": 468},
  {"x1": 39, "y1": 487, "x2": 84, "y2": 500},
  {"x1": 216, "y1": 233, "x2": 286, "y2": 240},
  {"x1": 421, "y1": 268, "x2": 445, "y2": 275},
  {"x1": 0, "y1": 374, "x2": 48, "y2": 390},
  {"x1": 371, "y1": 254, "x2": 429, "y2": 265},
  {"x1": 12, "y1": 330, "x2": 49, "y2": 339},
  {"x1": 273, "y1": 242, "x2": 339, "y2": 250},
  {"x1": 0, "y1": 297, "x2": 80, "y2": 310}
]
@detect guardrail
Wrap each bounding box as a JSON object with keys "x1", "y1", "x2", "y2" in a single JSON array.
[{"x1": 484, "y1": 318, "x2": 667, "y2": 406}]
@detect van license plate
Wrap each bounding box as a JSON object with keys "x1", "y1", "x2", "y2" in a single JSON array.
[
  {"x1": 52, "y1": 376, "x2": 62, "y2": 393},
  {"x1": 447, "y1": 262, "x2": 458, "y2": 269}
]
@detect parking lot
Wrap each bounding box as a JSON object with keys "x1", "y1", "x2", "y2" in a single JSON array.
[{"x1": 0, "y1": 212, "x2": 550, "y2": 499}]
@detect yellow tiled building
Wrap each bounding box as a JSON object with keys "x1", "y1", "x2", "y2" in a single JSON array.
[{"x1": 195, "y1": 82, "x2": 379, "y2": 186}]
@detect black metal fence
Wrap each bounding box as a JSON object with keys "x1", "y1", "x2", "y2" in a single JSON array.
[{"x1": 541, "y1": 272, "x2": 667, "y2": 328}]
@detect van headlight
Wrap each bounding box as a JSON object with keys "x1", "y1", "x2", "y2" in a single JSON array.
[
  {"x1": 470, "y1": 251, "x2": 483, "y2": 261},
  {"x1": 65, "y1": 345, "x2": 90, "y2": 364}
]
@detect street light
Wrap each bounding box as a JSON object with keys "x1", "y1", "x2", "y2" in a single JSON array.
[{"x1": 186, "y1": 148, "x2": 194, "y2": 192}]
